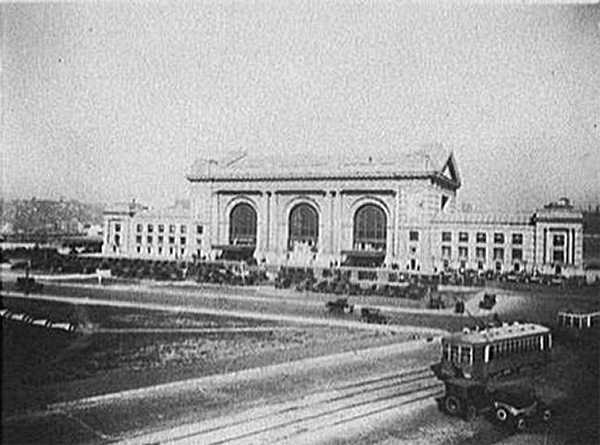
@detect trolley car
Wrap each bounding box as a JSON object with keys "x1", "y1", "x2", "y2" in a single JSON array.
[
  {"x1": 555, "y1": 310, "x2": 600, "y2": 346},
  {"x1": 432, "y1": 322, "x2": 552, "y2": 383}
]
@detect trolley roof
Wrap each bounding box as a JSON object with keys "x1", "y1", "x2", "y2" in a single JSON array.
[{"x1": 443, "y1": 322, "x2": 550, "y2": 346}]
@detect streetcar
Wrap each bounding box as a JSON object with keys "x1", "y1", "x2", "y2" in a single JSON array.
[
  {"x1": 431, "y1": 322, "x2": 552, "y2": 383},
  {"x1": 555, "y1": 310, "x2": 600, "y2": 346}
]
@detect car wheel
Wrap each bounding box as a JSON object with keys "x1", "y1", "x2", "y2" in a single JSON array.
[
  {"x1": 444, "y1": 395, "x2": 461, "y2": 415},
  {"x1": 514, "y1": 416, "x2": 527, "y2": 432},
  {"x1": 495, "y1": 407, "x2": 510, "y2": 423},
  {"x1": 542, "y1": 407, "x2": 552, "y2": 422}
]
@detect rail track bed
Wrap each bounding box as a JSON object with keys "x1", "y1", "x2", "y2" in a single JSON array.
[{"x1": 119, "y1": 367, "x2": 443, "y2": 445}]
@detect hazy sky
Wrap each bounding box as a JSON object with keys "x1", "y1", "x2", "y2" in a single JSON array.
[{"x1": 1, "y1": 2, "x2": 599, "y2": 212}]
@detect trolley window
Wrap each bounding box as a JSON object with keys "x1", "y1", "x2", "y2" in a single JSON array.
[
  {"x1": 460, "y1": 346, "x2": 473, "y2": 365},
  {"x1": 450, "y1": 345, "x2": 460, "y2": 363}
]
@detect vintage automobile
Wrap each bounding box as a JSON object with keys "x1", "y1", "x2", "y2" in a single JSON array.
[
  {"x1": 479, "y1": 293, "x2": 497, "y2": 310},
  {"x1": 360, "y1": 307, "x2": 388, "y2": 324},
  {"x1": 325, "y1": 298, "x2": 354, "y2": 314},
  {"x1": 441, "y1": 380, "x2": 552, "y2": 431},
  {"x1": 490, "y1": 387, "x2": 552, "y2": 431}
]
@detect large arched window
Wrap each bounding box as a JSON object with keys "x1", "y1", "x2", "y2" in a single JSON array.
[
  {"x1": 288, "y1": 203, "x2": 319, "y2": 249},
  {"x1": 353, "y1": 204, "x2": 387, "y2": 251},
  {"x1": 229, "y1": 203, "x2": 257, "y2": 246}
]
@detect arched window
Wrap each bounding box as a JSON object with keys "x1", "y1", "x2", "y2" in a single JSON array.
[
  {"x1": 288, "y1": 203, "x2": 319, "y2": 249},
  {"x1": 229, "y1": 203, "x2": 257, "y2": 246},
  {"x1": 353, "y1": 204, "x2": 387, "y2": 251}
]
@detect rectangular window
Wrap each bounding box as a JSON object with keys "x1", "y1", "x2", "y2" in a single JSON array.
[
  {"x1": 476, "y1": 232, "x2": 487, "y2": 243},
  {"x1": 180, "y1": 237, "x2": 187, "y2": 245},
  {"x1": 169, "y1": 224, "x2": 176, "y2": 234},
  {"x1": 476, "y1": 247, "x2": 486, "y2": 259},
  {"x1": 512, "y1": 248, "x2": 523, "y2": 260},
  {"x1": 512, "y1": 233, "x2": 523, "y2": 245},
  {"x1": 493, "y1": 248, "x2": 504, "y2": 260},
  {"x1": 409, "y1": 231, "x2": 419, "y2": 242},
  {"x1": 196, "y1": 225, "x2": 203, "y2": 234},
  {"x1": 136, "y1": 235, "x2": 142, "y2": 244},
  {"x1": 459, "y1": 232, "x2": 469, "y2": 243},
  {"x1": 442, "y1": 231, "x2": 452, "y2": 242},
  {"x1": 180, "y1": 225, "x2": 187, "y2": 234},
  {"x1": 459, "y1": 246, "x2": 468, "y2": 259},
  {"x1": 442, "y1": 246, "x2": 452, "y2": 259},
  {"x1": 147, "y1": 236, "x2": 153, "y2": 244},
  {"x1": 136, "y1": 246, "x2": 141, "y2": 253},
  {"x1": 553, "y1": 250, "x2": 565, "y2": 262},
  {"x1": 158, "y1": 224, "x2": 165, "y2": 233},
  {"x1": 148, "y1": 224, "x2": 154, "y2": 233},
  {"x1": 494, "y1": 233, "x2": 505, "y2": 244},
  {"x1": 158, "y1": 236, "x2": 164, "y2": 244},
  {"x1": 553, "y1": 234, "x2": 565, "y2": 246},
  {"x1": 114, "y1": 234, "x2": 120, "y2": 246},
  {"x1": 115, "y1": 224, "x2": 121, "y2": 232},
  {"x1": 136, "y1": 224, "x2": 143, "y2": 233},
  {"x1": 169, "y1": 236, "x2": 175, "y2": 244},
  {"x1": 196, "y1": 238, "x2": 202, "y2": 245}
]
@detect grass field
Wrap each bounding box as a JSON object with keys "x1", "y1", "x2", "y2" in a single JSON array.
[{"x1": 1, "y1": 298, "x2": 408, "y2": 417}]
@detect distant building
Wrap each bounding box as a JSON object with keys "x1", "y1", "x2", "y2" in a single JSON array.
[
  {"x1": 104, "y1": 145, "x2": 584, "y2": 276},
  {"x1": 102, "y1": 200, "x2": 204, "y2": 261}
]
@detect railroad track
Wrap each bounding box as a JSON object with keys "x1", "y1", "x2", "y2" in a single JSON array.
[{"x1": 119, "y1": 367, "x2": 444, "y2": 445}]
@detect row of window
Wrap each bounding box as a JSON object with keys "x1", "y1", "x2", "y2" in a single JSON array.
[
  {"x1": 136, "y1": 246, "x2": 187, "y2": 257},
  {"x1": 135, "y1": 223, "x2": 203, "y2": 235},
  {"x1": 487, "y1": 336, "x2": 545, "y2": 361},
  {"x1": 443, "y1": 335, "x2": 546, "y2": 365},
  {"x1": 444, "y1": 344, "x2": 473, "y2": 365},
  {"x1": 441, "y1": 231, "x2": 523, "y2": 245},
  {"x1": 135, "y1": 235, "x2": 202, "y2": 246},
  {"x1": 441, "y1": 246, "x2": 523, "y2": 261},
  {"x1": 558, "y1": 313, "x2": 596, "y2": 329}
]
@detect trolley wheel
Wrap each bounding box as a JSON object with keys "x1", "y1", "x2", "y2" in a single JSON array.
[
  {"x1": 465, "y1": 405, "x2": 477, "y2": 422},
  {"x1": 444, "y1": 395, "x2": 461, "y2": 415},
  {"x1": 495, "y1": 407, "x2": 510, "y2": 423},
  {"x1": 514, "y1": 416, "x2": 527, "y2": 432}
]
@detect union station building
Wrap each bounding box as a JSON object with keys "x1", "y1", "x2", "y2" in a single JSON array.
[{"x1": 103, "y1": 145, "x2": 584, "y2": 277}]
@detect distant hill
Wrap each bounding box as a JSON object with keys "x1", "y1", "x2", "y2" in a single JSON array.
[{"x1": 0, "y1": 198, "x2": 105, "y2": 236}]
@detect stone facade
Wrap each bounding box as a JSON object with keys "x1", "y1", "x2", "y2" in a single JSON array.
[
  {"x1": 103, "y1": 145, "x2": 584, "y2": 277},
  {"x1": 102, "y1": 201, "x2": 205, "y2": 261}
]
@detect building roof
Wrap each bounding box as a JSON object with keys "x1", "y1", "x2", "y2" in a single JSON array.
[
  {"x1": 444, "y1": 322, "x2": 550, "y2": 345},
  {"x1": 134, "y1": 201, "x2": 191, "y2": 220},
  {"x1": 432, "y1": 212, "x2": 533, "y2": 226},
  {"x1": 187, "y1": 143, "x2": 461, "y2": 187}
]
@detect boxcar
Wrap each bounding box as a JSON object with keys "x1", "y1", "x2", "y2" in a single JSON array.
[{"x1": 432, "y1": 322, "x2": 552, "y2": 383}]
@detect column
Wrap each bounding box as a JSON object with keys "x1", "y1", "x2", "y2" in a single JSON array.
[{"x1": 394, "y1": 186, "x2": 401, "y2": 259}]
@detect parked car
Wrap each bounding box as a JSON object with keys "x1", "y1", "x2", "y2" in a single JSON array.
[
  {"x1": 479, "y1": 293, "x2": 497, "y2": 310},
  {"x1": 360, "y1": 307, "x2": 388, "y2": 324},
  {"x1": 490, "y1": 387, "x2": 552, "y2": 431},
  {"x1": 325, "y1": 298, "x2": 354, "y2": 314}
]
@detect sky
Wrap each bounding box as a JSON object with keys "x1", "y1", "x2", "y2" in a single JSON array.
[{"x1": 1, "y1": 1, "x2": 599, "y2": 212}]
